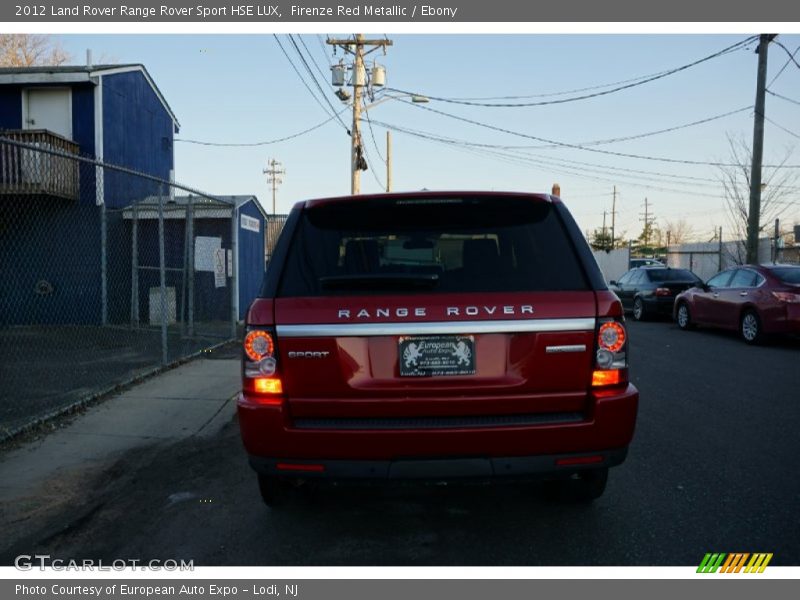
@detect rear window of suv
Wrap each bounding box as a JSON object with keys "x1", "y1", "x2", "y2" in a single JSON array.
[{"x1": 277, "y1": 196, "x2": 589, "y2": 296}]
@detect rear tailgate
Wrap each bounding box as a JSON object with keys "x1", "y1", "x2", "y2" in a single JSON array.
[{"x1": 275, "y1": 291, "x2": 597, "y2": 419}]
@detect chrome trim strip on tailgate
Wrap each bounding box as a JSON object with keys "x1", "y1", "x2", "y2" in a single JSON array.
[
  {"x1": 276, "y1": 318, "x2": 596, "y2": 338},
  {"x1": 545, "y1": 344, "x2": 587, "y2": 354}
]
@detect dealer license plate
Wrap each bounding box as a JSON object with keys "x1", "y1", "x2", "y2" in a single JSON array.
[{"x1": 398, "y1": 335, "x2": 476, "y2": 377}]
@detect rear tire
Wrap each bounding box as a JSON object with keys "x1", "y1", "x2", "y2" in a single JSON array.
[
  {"x1": 546, "y1": 468, "x2": 608, "y2": 503},
  {"x1": 257, "y1": 475, "x2": 292, "y2": 507},
  {"x1": 632, "y1": 297, "x2": 647, "y2": 321},
  {"x1": 676, "y1": 302, "x2": 694, "y2": 330},
  {"x1": 740, "y1": 310, "x2": 763, "y2": 345}
]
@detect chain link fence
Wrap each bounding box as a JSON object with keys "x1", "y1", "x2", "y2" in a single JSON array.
[{"x1": 1, "y1": 135, "x2": 245, "y2": 441}]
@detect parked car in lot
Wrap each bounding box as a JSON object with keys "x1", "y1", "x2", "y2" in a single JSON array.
[
  {"x1": 674, "y1": 264, "x2": 800, "y2": 344},
  {"x1": 238, "y1": 191, "x2": 639, "y2": 505},
  {"x1": 628, "y1": 257, "x2": 664, "y2": 269},
  {"x1": 610, "y1": 266, "x2": 702, "y2": 321}
]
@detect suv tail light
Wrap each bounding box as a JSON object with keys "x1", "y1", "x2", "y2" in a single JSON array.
[
  {"x1": 243, "y1": 328, "x2": 284, "y2": 403},
  {"x1": 592, "y1": 319, "x2": 629, "y2": 388}
]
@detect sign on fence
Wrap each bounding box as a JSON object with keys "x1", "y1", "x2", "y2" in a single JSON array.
[
  {"x1": 194, "y1": 236, "x2": 221, "y2": 272},
  {"x1": 214, "y1": 248, "x2": 227, "y2": 288}
]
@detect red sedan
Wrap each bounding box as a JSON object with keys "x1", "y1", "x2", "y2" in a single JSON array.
[{"x1": 674, "y1": 264, "x2": 800, "y2": 344}]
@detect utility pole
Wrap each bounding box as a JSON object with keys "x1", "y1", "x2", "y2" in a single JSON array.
[
  {"x1": 327, "y1": 34, "x2": 393, "y2": 195},
  {"x1": 773, "y1": 218, "x2": 780, "y2": 263},
  {"x1": 386, "y1": 130, "x2": 392, "y2": 192},
  {"x1": 263, "y1": 158, "x2": 285, "y2": 214},
  {"x1": 640, "y1": 197, "x2": 655, "y2": 251},
  {"x1": 746, "y1": 34, "x2": 777, "y2": 264},
  {"x1": 611, "y1": 185, "x2": 617, "y2": 250}
]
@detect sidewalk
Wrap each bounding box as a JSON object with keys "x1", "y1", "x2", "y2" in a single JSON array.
[{"x1": 0, "y1": 357, "x2": 240, "y2": 546}]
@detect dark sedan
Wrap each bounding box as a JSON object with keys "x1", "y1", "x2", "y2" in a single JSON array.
[
  {"x1": 610, "y1": 266, "x2": 702, "y2": 321},
  {"x1": 674, "y1": 264, "x2": 800, "y2": 344}
]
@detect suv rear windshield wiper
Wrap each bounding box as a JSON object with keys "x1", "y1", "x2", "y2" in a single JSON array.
[{"x1": 320, "y1": 273, "x2": 440, "y2": 291}]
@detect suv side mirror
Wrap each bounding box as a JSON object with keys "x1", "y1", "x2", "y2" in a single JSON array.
[{"x1": 609, "y1": 280, "x2": 617, "y2": 286}]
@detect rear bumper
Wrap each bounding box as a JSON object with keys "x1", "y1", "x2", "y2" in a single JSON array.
[
  {"x1": 779, "y1": 304, "x2": 800, "y2": 334},
  {"x1": 237, "y1": 383, "x2": 639, "y2": 475},
  {"x1": 642, "y1": 296, "x2": 676, "y2": 315},
  {"x1": 759, "y1": 304, "x2": 800, "y2": 335},
  {"x1": 248, "y1": 447, "x2": 628, "y2": 480}
]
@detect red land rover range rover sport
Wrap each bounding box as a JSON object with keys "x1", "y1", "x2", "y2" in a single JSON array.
[{"x1": 238, "y1": 191, "x2": 639, "y2": 504}]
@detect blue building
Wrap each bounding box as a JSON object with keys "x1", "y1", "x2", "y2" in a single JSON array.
[
  {"x1": 0, "y1": 63, "x2": 179, "y2": 326},
  {"x1": 0, "y1": 63, "x2": 178, "y2": 205},
  {"x1": 121, "y1": 195, "x2": 268, "y2": 322}
]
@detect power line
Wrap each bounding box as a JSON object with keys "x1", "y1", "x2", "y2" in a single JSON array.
[
  {"x1": 434, "y1": 71, "x2": 687, "y2": 102},
  {"x1": 386, "y1": 123, "x2": 729, "y2": 199},
  {"x1": 767, "y1": 89, "x2": 800, "y2": 107},
  {"x1": 773, "y1": 40, "x2": 800, "y2": 71},
  {"x1": 316, "y1": 34, "x2": 333, "y2": 67},
  {"x1": 372, "y1": 116, "x2": 800, "y2": 194},
  {"x1": 175, "y1": 110, "x2": 346, "y2": 146},
  {"x1": 372, "y1": 118, "x2": 718, "y2": 187},
  {"x1": 768, "y1": 44, "x2": 800, "y2": 87},
  {"x1": 297, "y1": 35, "x2": 333, "y2": 89},
  {"x1": 387, "y1": 36, "x2": 758, "y2": 108},
  {"x1": 360, "y1": 135, "x2": 385, "y2": 190},
  {"x1": 765, "y1": 116, "x2": 800, "y2": 139},
  {"x1": 273, "y1": 34, "x2": 348, "y2": 132},
  {"x1": 362, "y1": 97, "x2": 386, "y2": 163},
  {"x1": 371, "y1": 118, "x2": 714, "y2": 185},
  {"x1": 553, "y1": 106, "x2": 752, "y2": 148},
  {"x1": 429, "y1": 38, "x2": 757, "y2": 102},
  {"x1": 398, "y1": 98, "x2": 800, "y2": 168},
  {"x1": 287, "y1": 34, "x2": 351, "y2": 132}
]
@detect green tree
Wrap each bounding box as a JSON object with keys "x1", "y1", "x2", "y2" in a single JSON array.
[
  {"x1": 635, "y1": 221, "x2": 663, "y2": 256},
  {"x1": 588, "y1": 228, "x2": 614, "y2": 251}
]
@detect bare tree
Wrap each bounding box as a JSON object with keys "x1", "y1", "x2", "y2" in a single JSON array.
[
  {"x1": 662, "y1": 218, "x2": 695, "y2": 246},
  {"x1": 0, "y1": 34, "x2": 70, "y2": 67},
  {"x1": 718, "y1": 134, "x2": 799, "y2": 264}
]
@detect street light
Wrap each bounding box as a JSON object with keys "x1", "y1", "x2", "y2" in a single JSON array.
[
  {"x1": 359, "y1": 93, "x2": 428, "y2": 193},
  {"x1": 361, "y1": 92, "x2": 429, "y2": 110}
]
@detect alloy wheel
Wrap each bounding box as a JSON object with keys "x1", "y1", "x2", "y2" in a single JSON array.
[{"x1": 741, "y1": 312, "x2": 760, "y2": 343}]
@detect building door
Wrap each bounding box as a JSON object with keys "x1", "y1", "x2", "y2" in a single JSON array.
[{"x1": 24, "y1": 88, "x2": 72, "y2": 139}]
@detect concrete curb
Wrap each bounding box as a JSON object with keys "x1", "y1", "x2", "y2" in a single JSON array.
[{"x1": 0, "y1": 338, "x2": 236, "y2": 446}]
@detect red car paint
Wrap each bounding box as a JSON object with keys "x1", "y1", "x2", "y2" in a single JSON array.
[
  {"x1": 237, "y1": 192, "x2": 639, "y2": 500},
  {"x1": 675, "y1": 264, "x2": 800, "y2": 342}
]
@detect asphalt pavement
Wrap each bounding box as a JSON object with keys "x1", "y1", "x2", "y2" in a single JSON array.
[
  {"x1": 0, "y1": 357, "x2": 239, "y2": 559},
  {"x1": 1, "y1": 320, "x2": 798, "y2": 566}
]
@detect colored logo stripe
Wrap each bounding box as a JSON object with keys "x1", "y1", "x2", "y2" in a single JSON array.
[
  {"x1": 720, "y1": 553, "x2": 749, "y2": 573},
  {"x1": 745, "y1": 553, "x2": 773, "y2": 573},
  {"x1": 697, "y1": 553, "x2": 726, "y2": 573},
  {"x1": 697, "y1": 553, "x2": 773, "y2": 573}
]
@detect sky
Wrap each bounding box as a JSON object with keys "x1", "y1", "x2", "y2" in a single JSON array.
[{"x1": 56, "y1": 33, "x2": 800, "y2": 243}]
